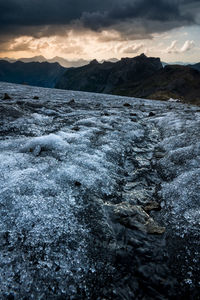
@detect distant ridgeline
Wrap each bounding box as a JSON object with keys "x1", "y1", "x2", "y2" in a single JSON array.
[
  {"x1": 0, "y1": 60, "x2": 66, "y2": 88},
  {"x1": 56, "y1": 54, "x2": 162, "y2": 93},
  {"x1": 0, "y1": 54, "x2": 200, "y2": 105},
  {"x1": 56, "y1": 54, "x2": 200, "y2": 105}
]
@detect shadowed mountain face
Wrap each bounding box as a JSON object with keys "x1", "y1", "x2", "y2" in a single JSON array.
[
  {"x1": 190, "y1": 62, "x2": 200, "y2": 73},
  {"x1": 55, "y1": 54, "x2": 163, "y2": 93},
  {"x1": 1, "y1": 55, "x2": 200, "y2": 105},
  {"x1": 0, "y1": 60, "x2": 66, "y2": 88},
  {"x1": 56, "y1": 54, "x2": 200, "y2": 105},
  {"x1": 2, "y1": 56, "x2": 117, "y2": 68},
  {"x1": 113, "y1": 65, "x2": 200, "y2": 106}
]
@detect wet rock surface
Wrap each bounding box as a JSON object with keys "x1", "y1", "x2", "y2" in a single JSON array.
[{"x1": 0, "y1": 82, "x2": 199, "y2": 299}]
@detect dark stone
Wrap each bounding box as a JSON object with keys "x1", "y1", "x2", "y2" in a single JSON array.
[
  {"x1": 143, "y1": 201, "x2": 161, "y2": 212},
  {"x1": 154, "y1": 151, "x2": 165, "y2": 159},
  {"x1": 131, "y1": 118, "x2": 137, "y2": 122},
  {"x1": 112, "y1": 202, "x2": 165, "y2": 234},
  {"x1": 33, "y1": 96, "x2": 39, "y2": 99},
  {"x1": 123, "y1": 103, "x2": 132, "y2": 108},
  {"x1": 55, "y1": 265, "x2": 61, "y2": 272},
  {"x1": 74, "y1": 181, "x2": 81, "y2": 187},
  {"x1": 148, "y1": 112, "x2": 156, "y2": 117},
  {"x1": 71, "y1": 126, "x2": 80, "y2": 131},
  {"x1": 3, "y1": 93, "x2": 12, "y2": 100},
  {"x1": 68, "y1": 99, "x2": 76, "y2": 105}
]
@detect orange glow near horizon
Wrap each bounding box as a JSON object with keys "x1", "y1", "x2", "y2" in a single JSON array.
[{"x1": 0, "y1": 26, "x2": 199, "y2": 63}]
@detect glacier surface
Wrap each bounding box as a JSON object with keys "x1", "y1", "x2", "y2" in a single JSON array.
[{"x1": 0, "y1": 82, "x2": 199, "y2": 299}]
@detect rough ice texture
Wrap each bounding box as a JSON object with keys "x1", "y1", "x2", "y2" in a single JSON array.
[{"x1": 0, "y1": 82, "x2": 199, "y2": 299}]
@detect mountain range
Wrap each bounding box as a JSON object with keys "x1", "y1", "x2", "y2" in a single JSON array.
[
  {"x1": 56, "y1": 54, "x2": 162, "y2": 92},
  {"x1": 2, "y1": 56, "x2": 196, "y2": 67},
  {"x1": 113, "y1": 64, "x2": 200, "y2": 106},
  {"x1": 1, "y1": 56, "x2": 118, "y2": 68},
  {"x1": 56, "y1": 54, "x2": 200, "y2": 105},
  {"x1": 0, "y1": 54, "x2": 200, "y2": 105},
  {"x1": 0, "y1": 60, "x2": 66, "y2": 88}
]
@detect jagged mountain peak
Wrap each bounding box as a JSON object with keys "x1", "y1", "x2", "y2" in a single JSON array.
[
  {"x1": 56, "y1": 54, "x2": 163, "y2": 93},
  {"x1": 89, "y1": 59, "x2": 99, "y2": 65}
]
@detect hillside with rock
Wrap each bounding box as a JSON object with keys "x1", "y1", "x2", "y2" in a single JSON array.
[
  {"x1": 1, "y1": 54, "x2": 200, "y2": 105},
  {"x1": 55, "y1": 54, "x2": 163, "y2": 93},
  {"x1": 0, "y1": 60, "x2": 66, "y2": 88},
  {"x1": 0, "y1": 82, "x2": 199, "y2": 299},
  {"x1": 114, "y1": 65, "x2": 200, "y2": 105},
  {"x1": 56, "y1": 54, "x2": 200, "y2": 105},
  {"x1": 190, "y1": 62, "x2": 200, "y2": 73}
]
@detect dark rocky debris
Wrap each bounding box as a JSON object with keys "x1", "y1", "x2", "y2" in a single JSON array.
[{"x1": 2, "y1": 93, "x2": 12, "y2": 100}]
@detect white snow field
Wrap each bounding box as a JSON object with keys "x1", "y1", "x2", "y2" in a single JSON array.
[{"x1": 0, "y1": 82, "x2": 199, "y2": 299}]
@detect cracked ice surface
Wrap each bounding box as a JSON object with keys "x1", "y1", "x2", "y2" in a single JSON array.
[
  {"x1": 155, "y1": 112, "x2": 200, "y2": 234},
  {"x1": 0, "y1": 83, "x2": 153, "y2": 298},
  {"x1": 0, "y1": 82, "x2": 200, "y2": 298},
  {"x1": 154, "y1": 110, "x2": 200, "y2": 289}
]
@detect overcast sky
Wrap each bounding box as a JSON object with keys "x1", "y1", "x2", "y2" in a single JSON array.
[{"x1": 0, "y1": 0, "x2": 200, "y2": 62}]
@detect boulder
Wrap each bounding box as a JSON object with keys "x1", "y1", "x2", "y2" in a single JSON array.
[
  {"x1": 143, "y1": 201, "x2": 161, "y2": 212},
  {"x1": 113, "y1": 202, "x2": 165, "y2": 234},
  {"x1": 2, "y1": 93, "x2": 12, "y2": 100}
]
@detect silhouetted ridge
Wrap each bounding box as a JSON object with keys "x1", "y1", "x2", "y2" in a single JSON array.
[
  {"x1": 56, "y1": 54, "x2": 162, "y2": 93},
  {"x1": 113, "y1": 64, "x2": 200, "y2": 105},
  {"x1": 0, "y1": 60, "x2": 66, "y2": 88},
  {"x1": 56, "y1": 54, "x2": 200, "y2": 105},
  {"x1": 89, "y1": 59, "x2": 99, "y2": 65}
]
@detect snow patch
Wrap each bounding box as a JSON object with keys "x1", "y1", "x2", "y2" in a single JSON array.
[{"x1": 21, "y1": 134, "x2": 69, "y2": 156}]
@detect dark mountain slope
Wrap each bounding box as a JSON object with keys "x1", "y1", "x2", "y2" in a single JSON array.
[
  {"x1": 190, "y1": 62, "x2": 200, "y2": 72},
  {"x1": 56, "y1": 54, "x2": 200, "y2": 105},
  {"x1": 113, "y1": 65, "x2": 200, "y2": 105},
  {"x1": 0, "y1": 60, "x2": 66, "y2": 88},
  {"x1": 1, "y1": 55, "x2": 199, "y2": 105},
  {"x1": 55, "y1": 54, "x2": 163, "y2": 93}
]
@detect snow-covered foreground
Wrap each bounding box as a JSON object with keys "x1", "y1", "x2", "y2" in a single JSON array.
[{"x1": 0, "y1": 82, "x2": 199, "y2": 299}]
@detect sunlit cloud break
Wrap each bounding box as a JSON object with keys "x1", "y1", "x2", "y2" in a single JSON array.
[{"x1": 0, "y1": 0, "x2": 199, "y2": 62}]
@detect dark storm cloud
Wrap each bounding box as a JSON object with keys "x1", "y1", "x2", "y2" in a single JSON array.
[
  {"x1": 81, "y1": 0, "x2": 190, "y2": 30},
  {"x1": 0, "y1": 0, "x2": 199, "y2": 38}
]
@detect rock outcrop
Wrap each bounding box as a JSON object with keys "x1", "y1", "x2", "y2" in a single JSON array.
[
  {"x1": 56, "y1": 55, "x2": 200, "y2": 105},
  {"x1": 114, "y1": 65, "x2": 200, "y2": 105},
  {"x1": 55, "y1": 53, "x2": 163, "y2": 93},
  {"x1": 190, "y1": 62, "x2": 200, "y2": 72}
]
